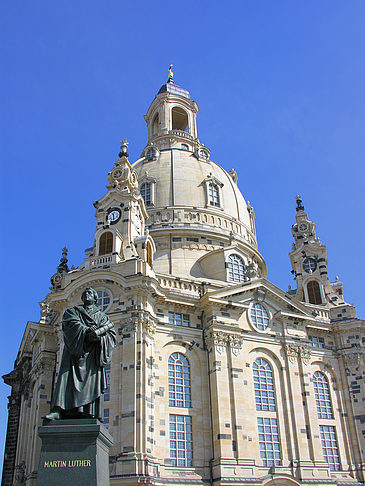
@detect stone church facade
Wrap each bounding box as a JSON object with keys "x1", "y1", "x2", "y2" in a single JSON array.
[{"x1": 2, "y1": 78, "x2": 365, "y2": 486}]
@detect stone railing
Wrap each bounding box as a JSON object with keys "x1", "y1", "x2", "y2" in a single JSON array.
[
  {"x1": 305, "y1": 304, "x2": 330, "y2": 321},
  {"x1": 168, "y1": 129, "x2": 194, "y2": 140},
  {"x1": 85, "y1": 254, "x2": 121, "y2": 269}
]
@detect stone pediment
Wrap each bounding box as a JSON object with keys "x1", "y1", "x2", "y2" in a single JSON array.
[{"x1": 202, "y1": 278, "x2": 316, "y2": 322}]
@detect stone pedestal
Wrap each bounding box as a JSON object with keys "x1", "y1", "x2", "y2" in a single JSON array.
[{"x1": 36, "y1": 418, "x2": 113, "y2": 486}]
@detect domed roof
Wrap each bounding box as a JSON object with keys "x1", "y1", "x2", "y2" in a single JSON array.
[
  {"x1": 130, "y1": 78, "x2": 265, "y2": 279},
  {"x1": 133, "y1": 150, "x2": 252, "y2": 230}
]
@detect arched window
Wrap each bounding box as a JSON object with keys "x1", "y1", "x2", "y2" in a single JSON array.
[
  {"x1": 172, "y1": 107, "x2": 188, "y2": 131},
  {"x1": 253, "y1": 358, "x2": 276, "y2": 411},
  {"x1": 141, "y1": 182, "x2": 152, "y2": 206},
  {"x1": 152, "y1": 113, "x2": 159, "y2": 136},
  {"x1": 313, "y1": 371, "x2": 333, "y2": 419},
  {"x1": 146, "y1": 147, "x2": 156, "y2": 160},
  {"x1": 227, "y1": 254, "x2": 246, "y2": 283},
  {"x1": 99, "y1": 232, "x2": 113, "y2": 256},
  {"x1": 208, "y1": 182, "x2": 220, "y2": 207},
  {"x1": 147, "y1": 241, "x2": 153, "y2": 267},
  {"x1": 307, "y1": 280, "x2": 322, "y2": 304},
  {"x1": 168, "y1": 353, "x2": 191, "y2": 407},
  {"x1": 250, "y1": 303, "x2": 270, "y2": 331},
  {"x1": 96, "y1": 288, "x2": 112, "y2": 312}
]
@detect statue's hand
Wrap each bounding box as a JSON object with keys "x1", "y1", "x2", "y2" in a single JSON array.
[{"x1": 85, "y1": 329, "x2": 100, "y2": 343}]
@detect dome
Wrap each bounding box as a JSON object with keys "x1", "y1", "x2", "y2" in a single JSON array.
[
  {"x1": 133, "y1": 151, "x2": 253, "y2": 237},
  {"x1": 131, "y1": 80, "x2": 266, "y2": 280}
]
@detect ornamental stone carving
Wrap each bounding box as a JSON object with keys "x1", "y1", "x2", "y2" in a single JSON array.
[
  {"x1": 227, "y1": 335, "x2": 244, "y2": 356},
  {"x1": 40, "y1": 301, "x2": 57, "y2": 325},
  {"x1": 205, "y1": 330, "x2": 243, "y2": 356},
  {"x1": 205, "y1": 330, "x2": 227, "y2": 355},
  {"x1": 344, "y1": 352, "x2": 365, "y2": 371},
  {"x1": 120, "y1": 318, "x2": 139, "y2": 334},
  {"x1": 142, "y1": 319, "x2": 156, "y2": 339},
  {"x1": 285, "y1": 343, "x2": 299, "y2": 363},
  {"x1": 284, "y1": 343, "x2": 311, "y2": 365}
]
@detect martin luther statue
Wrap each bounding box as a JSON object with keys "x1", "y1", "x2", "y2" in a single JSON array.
[{"x1": 45, "y1": 287, "x2": 116, "y2": 420}]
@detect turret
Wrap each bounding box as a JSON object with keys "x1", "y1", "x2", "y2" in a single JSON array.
[{"x1": 289, "y1": 196, "x2": 345, "y2": 308}]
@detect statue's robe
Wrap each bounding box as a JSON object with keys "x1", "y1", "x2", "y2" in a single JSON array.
[{"x1": 51, "y1": 304, "x2": 116, "y2": 417}]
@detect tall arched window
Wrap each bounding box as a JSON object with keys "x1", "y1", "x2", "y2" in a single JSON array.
[
  {"x1": 313, "y1": 371, "x2": 333, "y2": 419},
  {"x1": 99, "y1": 232, "x2": 113, "y2": 256},
  {"x1": 208, "y1": 182, "x2": 220, "y2": 207},
  {"x1": 307, "y1": 280, "x2": 322, "y2": 304},
  {"x1": 141, "y1": 182, "x2": 152, "y2": 206},
  {"x1": 227, "y1": 254, "x2": 246, "y2": 283},
  {"x1": 168, "y1": 353, "x2": 191, "y2": 407},
  {"x1": 254, "y1": 358, "x2": 281, "y2": 467},
  {"x1": 147, "y1": 241, "x2": 153, "y2": 267},
  {"x1": 253, "y1": 358, "x2": 276, "y2": 411},
  {"x1": 172, "y1": 107, "x2": 188, "y2": 131}
]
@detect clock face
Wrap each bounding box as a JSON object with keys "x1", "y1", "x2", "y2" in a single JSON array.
[
  {"x1": 299, "y1": 223, "x2": 308, "y2": 232},
  {"x1": 107, "y1": 208, "x2": 121, "y2": 224},
  {"x1": 303, "y1": 257, "x2": 317, "y2": 273}
]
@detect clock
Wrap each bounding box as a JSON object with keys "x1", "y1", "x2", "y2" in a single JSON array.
[
  {"x1": 107, "y1": 207, "x2": 121, "y2": 224},
  {"x1": 303, "y1": 257, "x2": 317, "y2": 273},
  {"x1": 299, "y1": 223, "x2": 308, "y2": 232}
]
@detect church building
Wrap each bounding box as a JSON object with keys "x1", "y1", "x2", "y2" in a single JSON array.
[{"x1": 2, "y1": 72, "x2": 365, "y2": 486}]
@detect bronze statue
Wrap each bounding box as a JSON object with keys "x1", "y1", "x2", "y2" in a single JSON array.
[{"x1": 45, "y1": 287, "x2": 116, "y2": 420}]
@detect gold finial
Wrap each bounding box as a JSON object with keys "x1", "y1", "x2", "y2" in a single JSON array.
[{"x1": 168, "y1": 64, "x2": 174, "y2": 83}]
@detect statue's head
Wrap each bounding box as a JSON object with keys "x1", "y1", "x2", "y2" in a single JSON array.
[{"x1": 81, "y1": 287, "x2": 98, "y2": 305}]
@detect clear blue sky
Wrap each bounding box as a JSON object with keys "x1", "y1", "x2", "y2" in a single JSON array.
[{"x1": 1, "y1": 0, "x2": 365, "y2": 468}]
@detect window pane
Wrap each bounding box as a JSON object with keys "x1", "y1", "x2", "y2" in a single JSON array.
[{"x1": 169, "y1": 415, "x2": 193, "y2": 467}]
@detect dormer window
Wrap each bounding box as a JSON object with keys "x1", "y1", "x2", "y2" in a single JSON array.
[
  {"x1": 203, "y1": 175, "x2": 223, "y2": 209},
  {"x1": 141, "y1": 183, "x2": 152, "y2": 206},
  {"x1": 99, "y1": 231, "x2": 113, "y2": 256},
  {"x1": 227, "y1": 254, "x2": 246, "y2": 283},
  {"x1": 208, "y1": 182, "x2": 220, "y2": 207},
  {"x1": 146, "y1": 148, "x2": 156, "y2": 160}
]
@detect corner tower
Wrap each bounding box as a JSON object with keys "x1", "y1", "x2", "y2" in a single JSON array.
[{"x1": 289, "y1": 196, "x2": 346, "y2": 310}]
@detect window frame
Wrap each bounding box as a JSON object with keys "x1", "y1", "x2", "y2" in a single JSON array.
[
  {"x1": 95, "y1": 288, "x2": 113, "y2": 313},
  {"x1": 253, "y1": 358, "x2": 276, "y2": 412},
  {"x1": 249, "y1": 302, "x2": 271, "y2": 332},
  {"x1": 313, "y1": 371, "x2": 333, "y2": 419},
  {"x1": 227, "y1": 254, "x2": 247, "y2": 283},
  {"x1": 168, "y1": 312, "x2": 190, "y2": 327},
  {"x1": 169, "y1": 414, "x2": 193, "y2": 467},
  {"x1": 99, "y1": 231, "x2": 113, "y2": 256},
  {"x1": 168, "y1": 353, "x2": 191, "y2": 408}
]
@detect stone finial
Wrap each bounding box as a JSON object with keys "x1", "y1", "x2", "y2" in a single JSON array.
[
  {"x1": 119, "y1": 139, "x2": 129, "y2": 158},
  {"x1": 296, "y1": 195, "x2": 304, "y2": 212},
  {"x1": 57, "y1": 247, "x2": 70, "y2": 274},
  {"x1": 168, "y1": 64, "x2": 174, "y2": 83},
  {"x1": 228, "y1": 169, "x2": 238, "y2": 183}
]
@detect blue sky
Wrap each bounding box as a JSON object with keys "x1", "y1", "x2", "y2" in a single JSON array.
[{"x1": 1, "y1": 0, "x2": 365, "y2": 467}]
